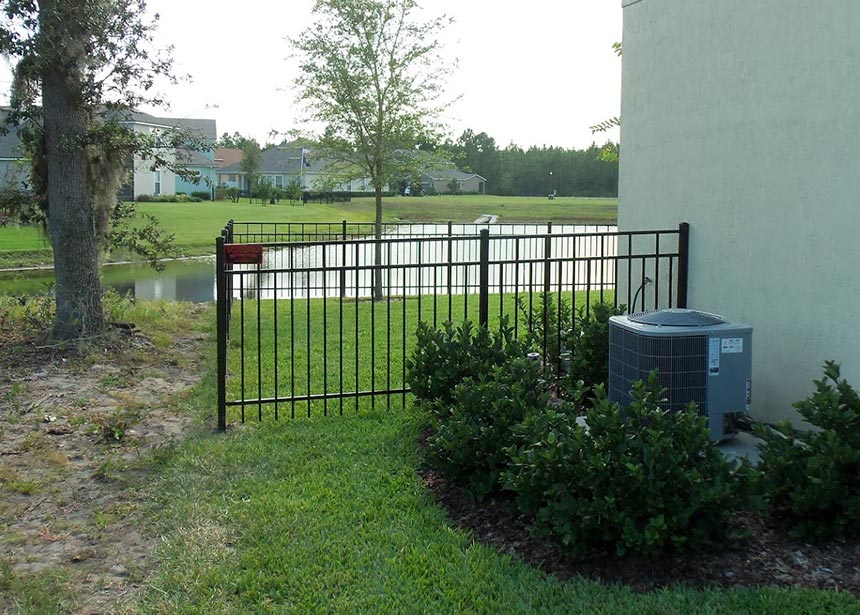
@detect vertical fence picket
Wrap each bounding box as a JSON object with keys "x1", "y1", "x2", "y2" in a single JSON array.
[{"x1": 216, "y1": 235, "x2": 227, "y2": 432}]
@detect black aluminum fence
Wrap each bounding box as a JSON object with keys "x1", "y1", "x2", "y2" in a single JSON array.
[{"x1": 215, "y1": 221, "x2": 689, "y2": 430}]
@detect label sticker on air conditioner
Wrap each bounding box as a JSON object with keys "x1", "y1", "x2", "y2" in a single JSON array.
[
  {"x1": 708, "y1": 338, "x2": 720, "y2": 375},
  {"x1": 721, "y1": 338, "x2": 744, "y2": 354}
]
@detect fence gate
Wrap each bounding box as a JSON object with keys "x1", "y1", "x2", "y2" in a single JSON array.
[{"x1": 216, "y1": 221, "x2": 689, "y2": 430}]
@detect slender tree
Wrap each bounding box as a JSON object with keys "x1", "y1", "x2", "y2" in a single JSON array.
[
  {"x1": 0, "y1": 0, "x2": 197, "y2": 340},
  {"x1": 290, "y1": 0, "x2": 454, "y2": 299},
  {"x1": 218, "y1": 131, "x2": 259, "y2": 150},
  {"x1": 589, "y1": 42, "x2": 622, "y2": 163},
  {"x1": 240, "y1": 141, "x2": 264, "y2": 202}
]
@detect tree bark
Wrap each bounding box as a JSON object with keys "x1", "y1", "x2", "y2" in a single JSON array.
[{"x1": 40, "y1": 0, "x2": 106, "y2": 339}]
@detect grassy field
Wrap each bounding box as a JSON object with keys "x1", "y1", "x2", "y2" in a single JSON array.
[
  {"x1": 141, "y1": 376, "x2": 859, "y2": 613},
  {"x1": 0, "y1": 195, "x2": 616, "y2": 269}
]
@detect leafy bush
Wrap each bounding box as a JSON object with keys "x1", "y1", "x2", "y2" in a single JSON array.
[
  {"x1": 517, "y1": 292, "x2": 572, "y2": 375},
  {"x1": 562, "y1": 301, "x2": 625, "y2": 397},
  {"x1": 219, "y1": 186, "x2": 241, "y2": 203},
  {"x1": 427, "y1": 357, "x2": 549, "y2": 499},
  {"x1": 190, "y1": 190, "x2": 211, "y2": 200},
  {"x1": 756, "y1": 361, "x2": 860, "y2": 541},
  {"x1": 504, "y1": 373, "x2": 752, "y2": 558},
  {"x1": 135, "y1": 194, "x2": 201, "y2": 203},
  {"x1": 0, "y1": 184, "x2": 42, "y2": 226},
  {"x1": 406, "y1": 317, "x2": 528, "y2": 406}
]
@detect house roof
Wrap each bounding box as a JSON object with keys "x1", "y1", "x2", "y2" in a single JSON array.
[
  {"x1": 0, "y1": 107, "x2": 216, "y2": 160},
  {"x1": 176, "y1": 149, "x2": 218, "y2": 168},
  {"x1": 217, "y1": 146, "x2": 323, "y2": 175},
  {"x1": 422, "y1": 169, "x2": 487, "y2": 182},
  {"x1": 122, "y1": 111, "x2": 217, "y2": 141},
  {"x1": 215, "y1": 148, "x2": 243, "y2": 168}
]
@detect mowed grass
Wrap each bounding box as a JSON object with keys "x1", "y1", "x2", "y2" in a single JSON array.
[
  {"x1": 349, "y1": 194, "x2": 618, "y2": 225},
  {"x1": 140, "y1": 405, "x2": 860, "y2": 613},
  {"x1": 225, "y1": 290, "x2": 616, "y2": 423},
  {"x1": 0, "y1": 195, "x2": 616, "y2": 268}
]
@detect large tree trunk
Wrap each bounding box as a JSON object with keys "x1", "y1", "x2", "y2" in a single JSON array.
[
  {"x1": 40, "y1": 1, "x2": 105, "y2": 340},
  {"x1": 373, "y1": 185, "x2": 383, "y2": 301}
]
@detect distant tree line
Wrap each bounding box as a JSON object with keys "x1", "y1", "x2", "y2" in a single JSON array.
[
  {"x1": 217, "y1": 127, "x2": 619, "y2": 198},
  {"x1": 447, "y1": 130, "x2": 618, "y2": 197}
]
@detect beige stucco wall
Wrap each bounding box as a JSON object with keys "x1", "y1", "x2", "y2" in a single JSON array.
[
  {"x1": 130, "y1": 123, "x2": 176, "y2": 198},
  {"x1": 619, "y1": 0, "x2": 860, "y2": 423}
]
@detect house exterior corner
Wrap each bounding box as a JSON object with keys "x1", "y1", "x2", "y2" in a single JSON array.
[{"x1": 618, "y1": 0, "x2": 860, "y2": 424}]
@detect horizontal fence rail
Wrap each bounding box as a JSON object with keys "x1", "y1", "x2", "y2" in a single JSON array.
[{"x1": 216, "y1": 221, "x2": 689, "y2": 429}]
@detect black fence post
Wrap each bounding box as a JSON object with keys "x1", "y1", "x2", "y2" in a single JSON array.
[
  {"x1": 340, "y1": 219, "x2": 347, "y2": 298},
  {"x1": 479, "y1": 228, "x2": 489, "y2": 328},
  {"x1": 446, "y1": 221, "x2": 453, "y2": 318},
  {"x1": 677, "y1": 221, "x2": 690, "y2": 309},
  {"x1": 216, "y1": 235, "x2": 227, "y2": 432},
  {"x1": 542, "y1": 222, "x2": 552, "y2": 362},
  {"x1": 543, "y1": 221, "x2": 552, "y2": 295},
  {"x1": 222, "y1": 228, "x2": 232, "y2": 325}
]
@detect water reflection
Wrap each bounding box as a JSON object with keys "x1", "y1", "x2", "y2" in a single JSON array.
[
  {"x1": 229, "y1": 224, "x2": 619, "y2": 300},
  {"x1": 105, "y1": 261, "x2": 216, "y2": 302},
  {"x1": 1, "y1": 224, "x2": 620, "y2": 303},
  {"x1": 0, "y1": 259, "x2": 217, "y2": 303}
]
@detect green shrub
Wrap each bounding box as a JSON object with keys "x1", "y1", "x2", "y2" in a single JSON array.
[
  {"x1": 135, "y1": 194, "x2": 152, "y2": 202},
  {"x1": 517, "y1": 292, "x2": 571, "y2": 376},
  {"x1": 427, "y1": 357, "x2": 549, "y2": 499},
  {"x1": 756, "y1": 361, "x2": 860, "y2": 541},
  {"x1": 406, "y1": 317, "x2": 527, "y2": 406},
  {"x1": 504, "y1": 373, "x2": 751, "y2": 558},
  {"x1": 190, "y1": 190, "x2": 211, "y2": 201},
  {"x1": 501, "y1": 402, "x2": 584, "y2": 519},
  {"x1": 561, "y1": 302, "x2": 625, "y2": 397}
]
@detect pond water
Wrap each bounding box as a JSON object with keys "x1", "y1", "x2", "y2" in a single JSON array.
[
  {"x1": 0, "y1": 259, "x2": 217, "y2": 302},
  {"x1": 230, "y1": 223, "x2": 620, "y2": 300},
  {"x1": 1, "y1": 224, "x2": 619, "y2": 302}
]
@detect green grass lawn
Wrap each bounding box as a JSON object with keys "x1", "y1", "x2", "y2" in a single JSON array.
[
  {"x1": 2, "y1": 298, "x2": 856, "y2": 613},
  {"x1": 225, "y1": 290, "x2": 615, "y2": 423},
  {"x1": 139, "y1": 408, "x2": 859, "y2": 614},
  {"x1": 0, "y1": 195, "x2": 616, "y2": 269}
]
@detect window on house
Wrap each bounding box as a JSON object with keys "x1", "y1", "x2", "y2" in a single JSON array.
[
  {"x1": 154, "y1": 170, "x2": 161, "y2": 195},
  {"x1": 275, "y1": 175, "x2": 283, "y2": 187}
]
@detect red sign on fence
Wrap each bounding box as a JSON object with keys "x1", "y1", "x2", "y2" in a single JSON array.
[{"x1": 225, "y1": 243, "x2": 264, "y2": 265}]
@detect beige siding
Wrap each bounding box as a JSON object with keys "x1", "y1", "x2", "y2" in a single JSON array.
[{"x1": 619, "y1": 0, "x2": 860, "y2": 423}]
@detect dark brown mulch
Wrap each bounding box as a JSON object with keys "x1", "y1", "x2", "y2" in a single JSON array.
[{"x1": 420, "y1": 468, "x2": 860, "y2": 595}]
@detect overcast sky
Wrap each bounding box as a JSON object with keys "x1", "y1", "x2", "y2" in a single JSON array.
[{"x1": 2, "y1": 0, "x2": 622, "y2": 149}]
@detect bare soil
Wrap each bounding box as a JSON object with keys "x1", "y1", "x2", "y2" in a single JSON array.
[
  {"x1": 422, "y1": 468, "x2": 860, "y2": 596},
  {"x1": 0, "y1": 309, "x2": 208, "y2": 614}
]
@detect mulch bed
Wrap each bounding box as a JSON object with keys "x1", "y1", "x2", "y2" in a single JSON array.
[{"x1": 421, "y1": 468, "x2": 860, "y2": 595}]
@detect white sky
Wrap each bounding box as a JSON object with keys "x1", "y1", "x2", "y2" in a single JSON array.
[{"x1": 2, "y1": 0, "x2": 622, "y2": 149}]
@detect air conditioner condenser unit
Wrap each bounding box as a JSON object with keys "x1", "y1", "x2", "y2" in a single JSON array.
[{"x1": 608, "y1": 309, "x2": 752, "y2": 441}]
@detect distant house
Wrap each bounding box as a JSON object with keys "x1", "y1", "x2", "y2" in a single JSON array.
[
  {"x1": 215, "y1": 148, "x2": 243, "y2": 169},
  {"x1": 420, "y1": 170, "x2": 486, "y2": 195},
  {"x1": 618, "y1": 0, "x2": 860, "y2": 424},
  {"x1": 217, "y1": 144, "x2": 378, "y2": 194},
  {"x1": 0, "y1": 108, "x2": 218, "y2": 199},
  {"x1": 119, "y1": 111, "x2": 217, "y2": 200},
  {"x1": 0, "y1": 118, "x2": 27, "y2": 191},
  {"x1": 175, "y1": 149, "x2": 218, "y2": 198}
]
